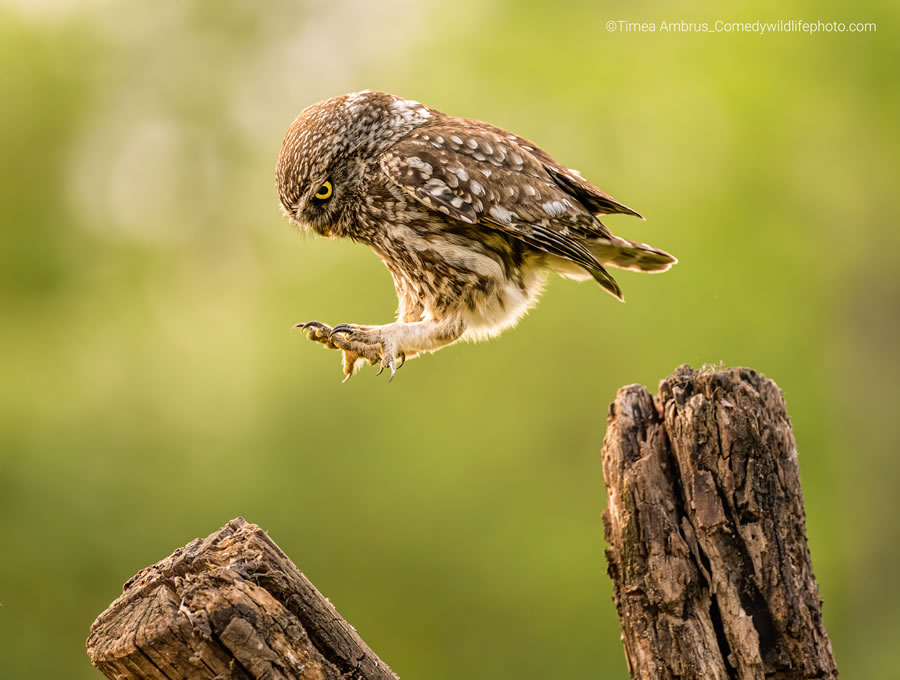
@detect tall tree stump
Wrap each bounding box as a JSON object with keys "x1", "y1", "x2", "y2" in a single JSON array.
[
  {"x1": 87, "y1": 517, "x2": 398, "y2": 680},
  {"x1": 602, "y1": 365, "x2": 837, "y2": 679}
]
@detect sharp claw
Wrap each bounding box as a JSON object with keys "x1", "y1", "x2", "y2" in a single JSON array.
[
  {"x1": 396, "y1": 351, "x2": 406, "y2": 369},
  {"x1": 388, "y1": 358, "x2": 398, "y2": 383},
  {"x1": 329, "y1": 323, "x2": 353, "y2": 338},
  {"x1": 376, "y1": 364, "x2": 385, "y2": 376},
  {"x1": 294, "y1": 320, "x2": 327, "y2": 331},
  {"x1": 341, "y1": 372, "x2": 353, "y2": 384}
]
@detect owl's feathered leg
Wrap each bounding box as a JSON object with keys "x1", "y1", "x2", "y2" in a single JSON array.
[{"x1": 295, "y1": 319, "x2": 464, "y2": 380}]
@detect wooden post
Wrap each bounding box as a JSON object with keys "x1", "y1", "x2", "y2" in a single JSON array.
[
  {"x1": 86, "y1": 517, "x2": 398, "y2": 680},
  {"x1": 602, "y1": 365, "x2": 838, "y2": 679},
  {"x1": 87, "y1": 365, "x2": 838, "y2": 679}
]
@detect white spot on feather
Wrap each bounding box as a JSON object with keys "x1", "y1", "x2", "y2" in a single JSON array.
[
  {"x1": 424, "y1": 178, "x2": 449, "y2": 192},
  {"x1": 542, "y1": 200, "x2": 567, "y2": 217},
  {"x1": 405, "y1": 156, "x2": 433, "y2": 176},
  {"x1": 488, "y1": 205, "x2": 515, "y2": 224}
]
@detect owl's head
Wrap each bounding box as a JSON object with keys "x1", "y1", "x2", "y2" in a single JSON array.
[{"x1": 276, "y1": 90, "x2": 432, "y2": 236}]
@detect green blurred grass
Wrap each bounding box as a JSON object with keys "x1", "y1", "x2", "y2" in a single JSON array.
[{"x1": 1, "y1": 0, "x2": 898, "y2": 677}]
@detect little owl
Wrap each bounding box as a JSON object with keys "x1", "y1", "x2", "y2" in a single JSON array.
[{"x1": 277, "y1": 91, "x2": 675, "y2": 380}]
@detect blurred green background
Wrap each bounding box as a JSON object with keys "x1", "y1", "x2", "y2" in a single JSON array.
[{"x1": 1, "y1": 0, "x2": 897, "y2": 677}]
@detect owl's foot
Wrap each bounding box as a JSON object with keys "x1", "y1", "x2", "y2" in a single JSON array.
[
  {"x1": 293, "y1": 321, "x2": 404, "y2": 380},
  {"x1": 330, "y1": 324, "x2": 406, "y2": 381}
]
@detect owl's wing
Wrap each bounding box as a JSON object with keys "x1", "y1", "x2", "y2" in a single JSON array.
[
  {"x1": 480, "y1": 126, "x2": 643, "y2": 220},
  {"x1": 380, "y1": 123, "x2": 632, "y2": 297}
]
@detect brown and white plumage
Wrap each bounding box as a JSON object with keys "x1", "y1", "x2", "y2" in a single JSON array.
[{"x1": 276, "y1": 90, "x2": 675, "y2": 379}]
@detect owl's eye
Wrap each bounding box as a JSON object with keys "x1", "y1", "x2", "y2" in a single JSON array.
[{"x1": 314, "y1": 180, "x2": 333, "y2": 201}]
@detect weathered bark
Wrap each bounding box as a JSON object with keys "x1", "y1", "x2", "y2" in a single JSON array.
[
  {"x1": 87, "y1": 517, "x2": 398, "y2": 680},
  {"x1": 602, "y1": 365, "x2": 838, "y2": 679}
]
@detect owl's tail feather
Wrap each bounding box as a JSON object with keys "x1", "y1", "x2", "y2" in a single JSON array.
[
  {"x1": 589, "y1": 237, "x2": 677, "y2": 273},
  {"x1": 588, "y1": 265, "x2": 624, "y2": 301}
]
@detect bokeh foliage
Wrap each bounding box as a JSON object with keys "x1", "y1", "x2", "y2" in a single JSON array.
[{"x1": 1, "y1": 0, "x2": 898, "y2": 677}]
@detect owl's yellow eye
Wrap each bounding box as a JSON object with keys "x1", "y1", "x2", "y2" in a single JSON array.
[{"x1": 314, "y1": 180, "x2": 333, "y2": 201}]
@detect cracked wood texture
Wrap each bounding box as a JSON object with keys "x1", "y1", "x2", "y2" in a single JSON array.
[
  {"x1": 86, "y1": 517, "x2": 398, "y2": 680},
  {"x1": 602, "y1": 365, "x2": 838, "y2": 680}
]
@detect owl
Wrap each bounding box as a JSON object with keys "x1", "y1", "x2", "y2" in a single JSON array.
[{"x1": 276, "y1": 91, "x2": 675, "y2": 380}]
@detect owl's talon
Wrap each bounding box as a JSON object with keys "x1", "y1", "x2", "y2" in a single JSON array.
[
  {"x1": 376, "y1": 364, "x2": 385, "y2": 377},
  {"x1": 295, "y1": 320, "x2": 338, "y2": 345},
  {"x1": 329, "y1": 323, "x2": 354, "y2": 338},
  {"x1": 388, "y1": 357, "x2": 398, "y2": 383},
  {"x1": 396, "y1": 351, "x2": 406, "y2": 369}
]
